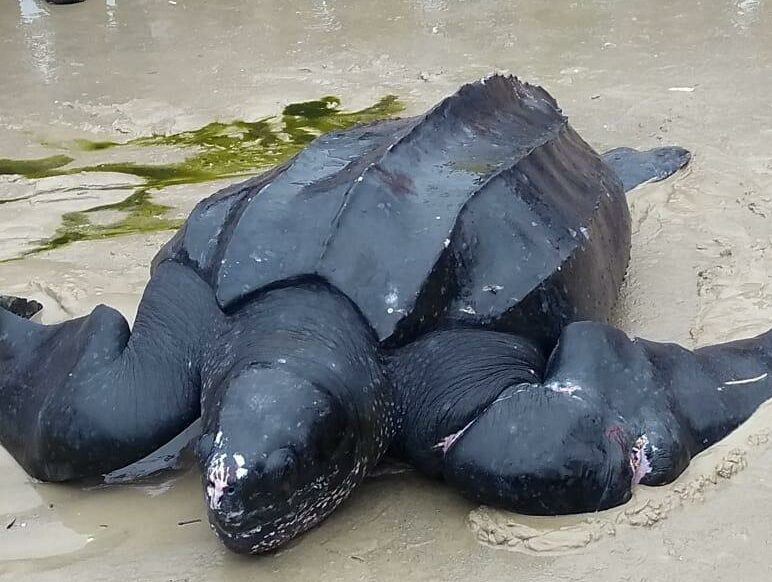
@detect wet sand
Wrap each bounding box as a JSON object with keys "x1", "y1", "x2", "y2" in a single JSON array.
[{"x1": 1, "y1": 1, "x2": 772, "y2": 580}]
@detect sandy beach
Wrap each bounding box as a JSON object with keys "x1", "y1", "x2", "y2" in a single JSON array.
[{"x1": 1, "y1": 1, "x2": 772, "y2": 580}]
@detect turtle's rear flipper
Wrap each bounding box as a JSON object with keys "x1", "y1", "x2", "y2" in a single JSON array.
[
  {"x1": 393, "y1": 323, "x2": 772, "y2": 515},
  {"x1": 602, "y1": 146, "x2": 691, "y2": 192},
  {"x1": 0, "y1": 295, "x2": 42, "y2": 319},
  {"x1": 0, "y1": 262, "x2": 221, "y2": 482}
]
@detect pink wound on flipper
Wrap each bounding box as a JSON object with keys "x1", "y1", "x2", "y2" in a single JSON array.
[
  {"x1": 630, "y1": 434, "x2": 652, "y2": 485},
  {"x1": 435, "y1": 418, "x2": 477, "y2": 455}
]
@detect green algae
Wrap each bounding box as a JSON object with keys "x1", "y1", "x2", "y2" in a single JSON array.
[
  {"x1": 75, "y1": 161, "x2": 217, "y2": 185},
  {"x1": 0, "y1": 94, "x2": 404, "y2": 257},
  {"x1": 0, "y1": 155, "x2": 74, "y2": 179},
  {"x1": 450, "y1": 161, "x2": 502, "y2": 175},
  {"x1": 72, "y1": 139, "x2": 119, "y2": 151},
  {"x1": 117, "y1": 94, "x2": 404, "y2": 184},
  {"x1": 32, "y1": 189, "x2": 184, "y2": 253}
]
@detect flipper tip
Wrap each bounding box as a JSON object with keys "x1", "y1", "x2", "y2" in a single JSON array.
[{"x1": 0, "y1": 296, "x2": 43, "y2": 319}]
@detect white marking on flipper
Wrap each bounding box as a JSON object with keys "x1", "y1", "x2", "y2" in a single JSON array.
[
  {"x1": 723, "y1": 373, "x2": 768, "y2": 386},
  {"x1": 545, "y1": 380, "x2": 582, "y2": 395},
  {"x1": 206, "y1": 453, "x2": 231, "y2": 510}
]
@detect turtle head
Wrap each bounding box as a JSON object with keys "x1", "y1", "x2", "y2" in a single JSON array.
[{"x1": 197, "y1": 366, "x2": 362, "y2": 554}]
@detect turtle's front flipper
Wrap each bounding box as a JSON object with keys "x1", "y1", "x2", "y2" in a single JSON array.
[
  {"x1": 0, "y1": 261, "x2": 222, "y2": 482},
  {"x1": 103, "y1": 418, "x2": 202, "y2": 484},
  {"x1": 385, "y1": 330, "x2": 546, "y2": 478},
  {"x1": 390, "y1": 323, "x2": 772, "y2": 515},
  {"x1": 602, "y1": 146, "x2": 691, "y2": 192}
]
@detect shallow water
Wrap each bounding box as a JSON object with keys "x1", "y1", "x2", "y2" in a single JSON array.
[{"x1": 1, "y1": 1, "x2": 772, "y2": 580}]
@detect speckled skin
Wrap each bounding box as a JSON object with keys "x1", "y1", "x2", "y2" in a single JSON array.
[
  {"x1": 4, "y1": 75, "x2": 752, "y2": 557},
  {"x1": 195, "y1": 283, "x2": 393, "y2": 553}
]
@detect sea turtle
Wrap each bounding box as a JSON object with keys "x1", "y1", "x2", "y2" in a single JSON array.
[{"x1": 2, "y1": 75, "x2": 771, "y2": 555}]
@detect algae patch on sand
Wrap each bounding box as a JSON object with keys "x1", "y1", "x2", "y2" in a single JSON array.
[
  {"x1": 0, "y1": 155, "x2": 75, "y2": 179},
  {"x1": 0, "y1": 95, "x2": 404, "y2": 256}
]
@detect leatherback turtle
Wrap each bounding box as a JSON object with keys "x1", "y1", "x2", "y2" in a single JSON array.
[{"x1": 2, "y1": 75, "x2": 770, "y2": 555}]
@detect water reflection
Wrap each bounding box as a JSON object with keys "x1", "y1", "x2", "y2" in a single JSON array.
[
  {"x1": 18, "y1": 0, "x2": 46, "y2": 24},
  {"x1": 15, "y1": 0, "x2": 125, "y2": 86},
  {"x1": 106, "y1": 0, "x2": 118, "y2": 29},
  {"x1": 732, "y1": 0, "x2": 762, "y2": 31},
  {"x1": 310, "y1": 0, "x2": 342, "y2": 32},
  {"x1": 17, "y1": 0, "x2": 57, "y2": 83},
  {"x1": 413, "y1": 0, "x2": 448, "y2": 12}
]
